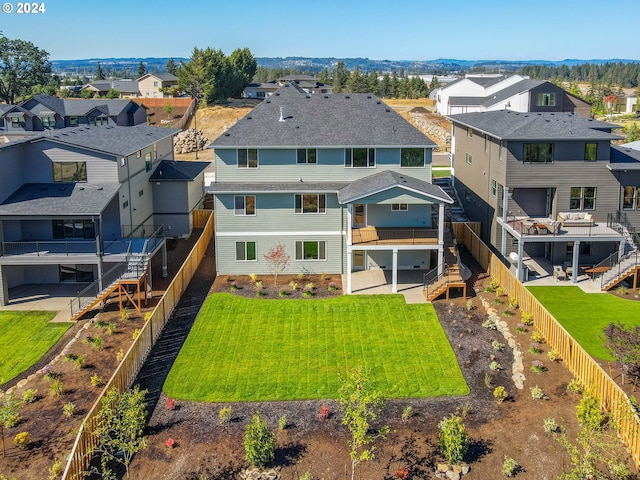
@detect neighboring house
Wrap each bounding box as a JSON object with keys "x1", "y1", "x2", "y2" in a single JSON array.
[
  {"x1": 0, "y1": 95, "x2": 147, "y2": 142},
  {"x1": 434, "y1": 74, "x2": 591, "y2": 117},
  {"x1": 209, "y1": 83, "x2": 453, "y2": 294},
  {"x1": 448, "y1": 110, "x2": 638, "y2": 285},
  {"x1": 137, "y1": 73, "x2": 179, "y2": 98},
  {"x1": 243, "y1": 75, "x2": 333, "y2": 99},
  {"x1": 0, "y1": 124, "x2": 208, "y2": 306},
  {"x1": 82, "y1": 80, "x2": 140, "y2": 98}
]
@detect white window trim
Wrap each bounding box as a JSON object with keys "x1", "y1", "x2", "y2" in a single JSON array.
[
  {"x1": 344, "y1": 148, "x2": 376, "y2": 168},
  {"x1": 294, "y1": 193, "x2": 326, "y2": 214},
  {"x1": 235, "y1": 241, "x2": 257, "y2": 261},
  {"x1": 234, "y1": 195, "x2": 256, "y2": 216},
  {"x1": 391, "y1": 203, "x2": 408, "y2": 211},
  {"x1": 237, "y1": 148, "x2": 259, "y2": 169},
  {"x1": 400, "y1": 148, "x2": 426, "y2": 168},
  {"x1": 295, "y1": 240, "x2": 327, "y2": 261}
]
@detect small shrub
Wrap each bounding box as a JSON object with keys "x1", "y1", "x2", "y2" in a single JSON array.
[
  {"x1": 567, "y1": 379, "x2": 584, "y2": 394},
  {"x1": 219, "y1": 406, "x2": 233, "y2": 425},
  {"x1": 502, "y1": 309, "x2": 513, "y2": 316},
  {"x1": 531, "y1": 360, "x2": 544, "y2": 373},
  {"x1": 466, "y1": 299, "x2": 474, "y2": 311},
  {"x1": 21, "y1": 389, "x2": 38, "y2": 404},
  {"x1": 321, "y1": 272, "x2": 329, "y2": 280},
  {"x1": 63, "y1": 402, "x2": 75, "y2": 417},
  {"x1": 230, "y1": 281, "x2": 238, "y2": 291},
  {"x1": 132, "y1": 328, "x2": 141, "y2": 339},
  {"x1": 508, "y1": 297, "x2": 518, "y2": 309},
  {"x1": 394, "y1": 467, "x2": 410, "y2": 480},
  {"x1": 255, "y1": 280, "x2": 263, "y2": 290},
  {"x1": 484, "y1": 373, "x2": 493, "y2": 388},
  {"x1": 74, "y1": 355, "x2": 84, "y2": 370},
  {"x1": 50, "y1": 379, "x2": 64, "y2": 397},
  {"x1": 299, "y1": 472, "x2": 313, "y2": 480},
  {"x1": 493, "y1": 386, "x2": 508, "y2": 403},
  {"x1": 279, "y1": 290, "x2": 288, "y2": 297},
  {"x1": 490, "y1": 360, "x2": 502, "y2": 371},
  {"x1": 529, "y1": 342, "x2": 542, "y2": 354},
  {"x1": 303, "y1": 287, "x2": 313, "y2": 298},
  {"x1": 616, "y1": 285, "x2": 628, "y2": 296},
  {"x1": 492, "y1": 339, "x2": 505, "y2": 352},
  {"x1": 494, "y1": 297, "x2": 504, "y2": 306},
  {"x1": 490, "y1": 279, "x2": 499, "y2": 290},
  {"x1": 401, "y1": 405, "x2": 413, "y2": 422},
  {"x1": 223, "y1": 274, "x2": 231, "y2": 282},
  {"x1": 319, "y1": 404, "x2": 330, "y2": 419},
  {"x1": 543, "y1": 417, "x2": 560, "y2": 433},
  {"x1": 530, "y1": 385, "x2": 547, "y2": 400},
  {"x1": 438, "y1": 413, "x2": 468, "y2": 465},
  {"x1": 120, "y1": 307, "x2": 130, "y2": 322},
  {"x1": 165, "y1": 437, "x2": 176, "y2": 448},
  {"x1": 90, "y1": 374, "x2": 104, "y2": 388},
  {"x1": 531, "y1": 331, "x2": 545, "y2": 343},
  {"x1": 516, "y1": 323, "x2": 527, "y2": 334},
  {"x1": 95, "y1": 319, "x2": 107, "y2": 329},
  {"x1": 289, "y1": 280, "x2": 298, "y2": 290},
  {"x1": 521, "y1": 312, "x2": 533, "y2": 326},
  {"x1": 495, "y1": 286, "x2": 506, "y2": 297},
  {"x1": 64, "y1": 353, "x2": 76, "y2": 362},
  {"x1": 305, "y1": 282, "x2": 314, "y2": 290},
  {"x1": 13, "y1": 431, "x2": 29, "y2": 450},
  {"x1": 482, "y1": 318, "x2": 497, "y2": 330},
  {"x1": 278, "y1": 414, "x2": 287, "y2": 431},
  {"x1": 48, "y1": 459, "x2": 63, "y2": 480},
  {"x1": 297, "y1": 273, "x2": 305, "y2": 280},
  {"x1": 484, "y1": 286, "x2": 495, "y2": 293},
  {"x1": 116, "y1": 348, "x2": 125, "y2": 362},
  {"x1": 502, "y1": 456, "x2": 518, "y2": 477},
  {"x1": 243, "y1": 412, "x2": 276, "y2": 467},
  {"x1": 327, "y1": 282, "x2": 337, "y2": 291},
  {"x1": 44, "y1": 369, "x2": 59, "y2": 381},
  {"x1": 547, "y1": 349, "x2": 560, "y2": 362},
  {"x1": 255, "y1": 290, "x2": 265, "y2": 297},
  {"x1": 165, "y1": 398, "x2": 176, "y2": 410},
  {"x1": 249, "y1": 273, "x2": 258, "y2": 283},
  {"x1": 576, "y1": 391, "x2": 608, "y2": 431},
  {"x1": 89, "y1": 335, "x2": 103, "y2": 351},
  {"x1": 107, "y1": 322, "x2": 117, "y2": 335},
  {"x1": 609, "y1": 463, "x2": 631, "y2": 480}
]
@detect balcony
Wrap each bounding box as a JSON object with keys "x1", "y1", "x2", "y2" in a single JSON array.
[
  {"x1": 498, "y1": 216, "x2": 623, "y2": 240},
  {"x1": 351, "y1": 227, "x2": 439, "y2": 246}
]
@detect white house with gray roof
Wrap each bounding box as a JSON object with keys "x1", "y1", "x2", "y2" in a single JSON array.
[
  {"x1": 449, "y1": 110, "x2": 640, "y2": 289},
  {"x1": 0, "y1": 125, "x2": 208, "y2": 307},
  {"x1": 209, "y1": 83, "x2": 452, "y2": 293}
]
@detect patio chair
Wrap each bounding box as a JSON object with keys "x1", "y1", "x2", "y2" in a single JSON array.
[{"x1": 553, "y1": 265, "x2": 566, "y2": 281}]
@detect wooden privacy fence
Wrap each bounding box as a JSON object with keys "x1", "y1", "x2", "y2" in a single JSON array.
[
  {"x1": 452, "y1": 222, "x2": 489, "y2": 270},
  {"x1": 62, "y1": 210, "x2": 214, "y2": 480},
  {"x1": 131, "y1": 98, "x2": 194, "y2": 108},
  {"x1": 455, "y1": 222, "x2": 640, "y2": 466}
]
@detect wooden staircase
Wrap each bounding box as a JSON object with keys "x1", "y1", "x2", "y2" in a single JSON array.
[{"x1": 423, "y1": 233, "x2": 467, "y2": 302}]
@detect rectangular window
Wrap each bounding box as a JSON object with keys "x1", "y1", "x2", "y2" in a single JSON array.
[
  {"x1": 53, "y1": 220, "x2": 95, "y2": 239},
  {"x1": 537, "y1": 93, "x2": 556, "y2": 106},
  {"x1": 69, "y1": 117, "x2": 78, "y2": 127},
  {"x1": 523, "y1": 143, "x2": 553, "y2": 163},
  {"x1": 391, "y1": 203, "x2": 408, "y2": 211},
  {"x1": 136, "y1": 150, "x2": 142, "y2": 158},
  {"x1": 123, "y1": 200, "x2": 129, "y2": 209},
  {"x1": 295, "y1": 194, "x2": 326, "y2": 214},
  {"x1": 584, "y1": 143, "x2": 597, "y2": 161},
  {"x1": 234, "y1": 195, "x2": 256, "y2": 215},
  {"x1": 145, "y1": 158, "x2": 152, "y2": 172},
  {"x1": 467, "y1": 127, "x2": 473, "y2": 138},
  {"x1": 238, "y1": 148, "x2": 258, "y2": 168},
  {"x1": 623, "y1": 186, "x2": 640, "y2": 210},
  {"x1": 465, "y1": 153, "x2": 472, "y2": 165},
  {"x1": 95, "y1": 116, "x2": 108, "y2": 126},
  {"x1": 41, "y1": 116, "x2": 55, "y2": 128},
  {"x1": 153, "y1": 143, "x2": 158, "y2": 160},
  {"x1": 235, "y1": 241, "x2": 256, "y2": 261},
  {"x1": 345, "y1": 148, "x2": 375, "y2": 168},
  {"x1": 295, "y1": 241, "x2": 326, "y2": 260},
  {"x1": 499, "y1": 141, "x2": 504, "y2": 161},
  {"x1": 570, "y1": 186, "x2": 597, "y2": 210},
  {"x1": 567, "y1": 242, "x2": 592, "y2": 256},
  {"x1": 400, "y1": 148, "x2": 425, "y2": 167},
  {"x1": 138, "y1": 189, "x2": 144, "y2": 197},
  {"x1": 484, "y1": 135, "x2": 488, "y2": 154},
  {"x1": 491, "y1": 179, "x2": 497, "y2": 197},
  {"x1": 52, "y1": 162, "x2": 87, "y2": 182},
  {"x1": 297, "y1": 148, "x2": 317, "y2": 164}
]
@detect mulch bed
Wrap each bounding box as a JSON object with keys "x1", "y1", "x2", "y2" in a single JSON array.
[{"x1": 210, "y1": 274, "x2": 342, "y2": 300}]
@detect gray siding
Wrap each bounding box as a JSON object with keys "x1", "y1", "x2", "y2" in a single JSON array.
[
  {"x1": 27, "y1": 142, "x2": 118, "y2": 183},
  {"x1": 0, "y1": 143, "x2": 26, "y2": 202},
  {"x1": 366, "y1": 203, "x2": 433, "y2": 228},
  {"x1": 187, "y1": 172, "x2": 205, "y2": 211},
  {"x1": 365, "y1": 250, "x2": 432, "y2": 270},
  {"x1": 153, "y1": 182, "x2": 188, "y2": 213},
  {"x1": 214, "y1": 147, "x2": 432, "y2": 184},
  {"x1": 154, "y1": 213, "x2": 191, "y2": 238}
]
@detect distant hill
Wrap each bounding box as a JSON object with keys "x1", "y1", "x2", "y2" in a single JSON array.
[{"x1": 51, "y1": 56, "x2": 640, "y2": 77}]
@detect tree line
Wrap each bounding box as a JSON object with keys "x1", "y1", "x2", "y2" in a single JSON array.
[{"x1": 520, "y1": 61, "x2": 640, "y2": 91}]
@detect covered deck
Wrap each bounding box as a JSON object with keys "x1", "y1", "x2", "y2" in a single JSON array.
[{"x1": 351, "y1": 227, "x2": 439, "y2": 245}]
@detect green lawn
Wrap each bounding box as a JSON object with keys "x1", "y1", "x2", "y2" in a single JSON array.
[
  {"x1": 0, "y1": 311, "x2": 70, "y2": 385},
  {"x1": 164, "y1": 293, "x2": 468, "y2": 402},
  {"x1": 528, "y1": 286, "x2": 640, "y2": 361},
  {"x1": 432, "y1": 168, "x2": 451, "y2": 178}
]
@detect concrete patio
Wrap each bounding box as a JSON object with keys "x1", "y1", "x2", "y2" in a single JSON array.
[
  {"x1": 342, "y1": 270, "x2": 427, "y2": 303},
  {"x1": 1, "y1": 284, "x2": 80, "y2": 322},
  {"x1": 516, "y1": 256, "x2": 604, "y2": 293}
]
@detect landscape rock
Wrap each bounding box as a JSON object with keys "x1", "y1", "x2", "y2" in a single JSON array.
[
  {"x1": 173, "y1": 128, "x2": 209, "y2": 154},
  {"x1": 238, "y1": 467, "x2": 281, "y2": 480}
]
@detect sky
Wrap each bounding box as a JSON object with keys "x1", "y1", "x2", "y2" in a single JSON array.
[{"x1": 1, "y1": 0, "x2": 638, "y2": 61}]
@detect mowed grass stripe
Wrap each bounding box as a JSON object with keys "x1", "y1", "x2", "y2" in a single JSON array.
[
  {"x1": 164, "y1": 293, "x2": 468, "y2": 402},
  {"x1": 0, "y1": 311, "x2": 69, "y2": 385},
  {"x1": 528, "y1": 286, "x2": 640, "y2": 361}
]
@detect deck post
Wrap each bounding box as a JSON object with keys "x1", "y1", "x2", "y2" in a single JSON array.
[
  {"x1": 392, "y1": 248, "x2": 398, "y2": 293},
  {"x1": 516, "y1": 240, "x2": 524, "y2": 281},
  {"x1": 346, "y1": 204, "x2": 353, "y2": 246},
  {"x1": 572, "y1": 240, "x2": 580, "y2": 283},
  {"x1": 618, "y1": 238, "x2": 626, "y2": 262},
  {"x1": 346, "y1": 248, "x2": 352, "y2": 294},
  {"x1": 438, "y1": 203, "x2": 444, "y2": 243},
  {"x1": 162, "y1": 242, "x2": 168, "y2": 278}
]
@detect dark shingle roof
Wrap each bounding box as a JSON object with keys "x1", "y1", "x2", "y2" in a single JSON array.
[
  {"x1": 212, "y1": 83, "x2": 436, "y2": 148},
  {"x1": 137, "y1": 73, "x2": 178, "y2": 82},
  {"x1": 84, "y1": 80, "x2": 139, "y2": 93},
  {"x1": 337, "y1": 170, "x2": 453, "y2": 204},
  {"x1": 447, "y1": 110, "x2": 621, "y2": 140},
  {"x1": 467, "y1": 75, "x2": 507, "y2": 87},
  {"x1": 0, "y1": 183, "x2": 119, "y2": 216},
  {"x1": 22, "y1": 95, "x2": 140, "y2": 117},
  {"x1": 0, "y1": 104, "x2": 13, "y2": 115},
  {"x1": 448, "y1": 96, "x2": 487, "y2": 106},
  {"x1": 609, "y1": 145, "x2": 640, "y2": 170},
  {"x1": 150, "y1": 160, "x2": 210, "y2": 181},
  {"x1": 43, "y1": 124, "x2": 178, "y2": 157},
  {"x1": 207, "y1": 182, "x2": 348, "y2": 194}
]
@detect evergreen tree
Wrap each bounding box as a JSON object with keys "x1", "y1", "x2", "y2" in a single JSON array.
[
  {"x1": 95, "y1": 62, "x2": 105, "y2": 80},
  {"x1": 166, "y1": 57, "x2": 178, "y2": 75},
  {"x1": 332, "y1": 61, "x2": 348, "y2": 93},
  {"x1": 137, "y1": 61, "x2": 146, "y2": 78}
]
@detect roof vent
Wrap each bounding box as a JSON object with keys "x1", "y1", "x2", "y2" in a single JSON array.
[
  {"x1": 247, "y1": 116, "x2": 252, "y2": 119},
  {"x1": 385, "y1": 108, "x2": 390, "y2": 112},
  {"x1": 305, "y1": 95, "x2": 310, "y2": 99},
  {"x1": 376, "y1": 101, "x2": 381, "y2": 104},
  {"x1": 367, "y1": 95, "x2": 372, "y2": 99},
  {"x1": 275, "y1": 92, "x2": 280, "y2": 96},
  {"x1": 345, "y1": 95, "x2": 350, "y2": 99},
  {"x1": 224, "y1": 133, "x2": 230, "y2": 136},
  {"x1": 266, "y1": 100, "x2": 271, "y2": 103},
  {"x1": 279, "y1": 107, "x2": 285, "y2": 122}
]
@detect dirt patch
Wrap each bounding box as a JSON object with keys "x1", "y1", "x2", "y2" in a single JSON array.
[
  {"x1": 126, "y1": 271, "x2": 638, "y2": 479},
  {"x1": 210, "y1": 273, "x2": 342, "y2": 300}
]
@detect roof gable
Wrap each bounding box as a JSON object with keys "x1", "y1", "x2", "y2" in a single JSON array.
[{"x1": 150, "y1": 160, "x2": 209, "y2": 181}]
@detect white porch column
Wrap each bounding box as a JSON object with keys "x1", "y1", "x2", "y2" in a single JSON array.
[
  {"x1": 572, "y1": 240, "x2": 580, "y2": 283},
  {"x1": 346, "y1": 248, "x2": 352, "y2": 294},
  {"x1": 392, "y1": 248, "x2": 398, "y2": 293},
  {"x1": 500, "y1": 226, "x2": 507, "y2": 257},
  {"x1": 516, "y1": 240, "x2": 524, "y2": 282},
  {"x1": 618, "y1": 239, "x2": 626, "y2": 262},
  {"x1": 162, "y1": 241, "x2": 168, "y2": 278},
  {"x1": 502, "y1": 186, "x2": 509, "y2": 222},
  {"x1": 346, "y1": 204, "x2": 353, "y2": 246},
  {"x1": 438, "y1": 203, "x2": 445, "y2": 244},
  {"x1": 438, "y1": 246, "x2": 444, "y2": 276}
]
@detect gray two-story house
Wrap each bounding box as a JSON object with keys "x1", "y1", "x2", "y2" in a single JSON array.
[
  {"x1": 209, "y1": 83, "x2": 453, "y2": 293},
  {"x1": 448, "y1": 110, "x2": 638, "y2": 286},
  {"x1": 0, "y1": 125, "x2": 208, "y2": 308}
]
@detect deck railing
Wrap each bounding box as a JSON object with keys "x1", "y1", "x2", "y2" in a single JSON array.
[
  {"x1": 453, "y1": 222, "x2": 640, "y2": 468},
  {"x1": 0, "y1": 239, "x2": 98, "y2": 257},
  {"x1": 61, "y1": 210, "x2": 214, "y2": 480},
  {"x1": 352, "y1": 227, "x2": 438, "y2": 245}
]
